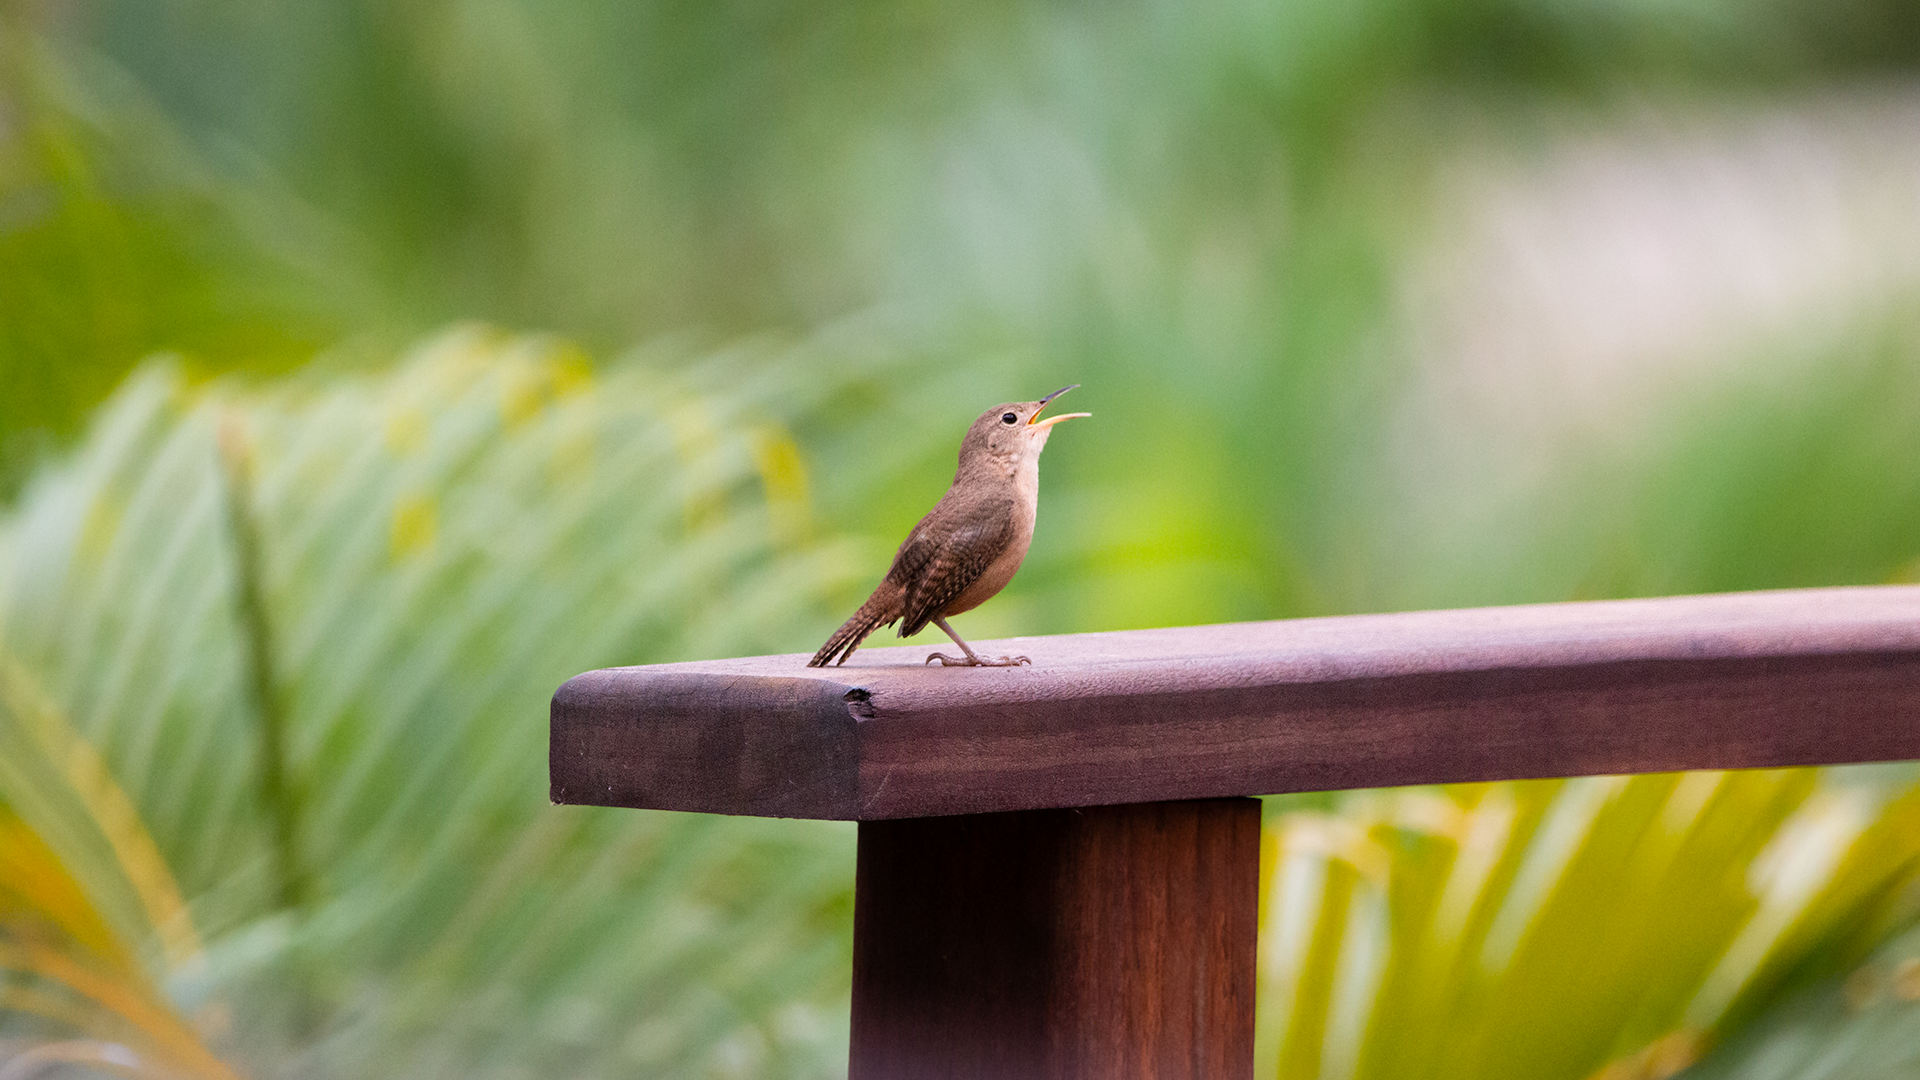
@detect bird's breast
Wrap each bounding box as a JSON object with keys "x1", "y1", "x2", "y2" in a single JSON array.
[{"x1": 940, "y1": 494, "x2": 1036, "y2": 617}]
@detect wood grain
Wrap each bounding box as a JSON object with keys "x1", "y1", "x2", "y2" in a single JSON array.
[
  {"x1": 550, "y1": 585, "x2": 1920, "y2": 820},
  {"x1": 848, "y1": 798, "x2": 1260, "y2": 1080}
]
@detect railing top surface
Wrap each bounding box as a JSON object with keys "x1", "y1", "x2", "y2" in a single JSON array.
[{"x1": 550, "y1": 585, "x2": 1920, "y2": 820}]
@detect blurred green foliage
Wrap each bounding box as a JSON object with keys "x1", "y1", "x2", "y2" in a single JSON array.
[
  {"x1": 1682, "y1": 917, "x2": 1920, "y2": 1080},
  {"x1": 1260, "y1": 770, "x2": 1920, "y2": 1080},
  {"x1": 5, "y1": 0, "x2": 1920, "y2": 1076},
  {"x1": 8, "y1": 0, "x2": 1920, "y2": 617},
  {"x1": 2, "y1": 333, "x2": 875, "y2": 1077}
]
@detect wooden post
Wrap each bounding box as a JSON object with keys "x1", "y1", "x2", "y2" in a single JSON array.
[
  {"x1": 549, "y1": 585, "x2": 1920, "y2": 1076},
  {"x1": 850, "y1": 800, "x2": 1260, "y2": 1079}
]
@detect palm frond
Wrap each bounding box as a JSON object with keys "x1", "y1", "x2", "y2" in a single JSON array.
[
  {"x1": 0, "y1": 781, "x2": 229, "y2": 1079},
  {"x1": 1678, "y1": 917, "x2": 1920, "y2": 1080},
  {"x1": 0, "y1": 328, "x2": 876, "y2": 1078},
  {"x1": 1259, "y1": 767, "x2": 1920, "y2": 1080}
]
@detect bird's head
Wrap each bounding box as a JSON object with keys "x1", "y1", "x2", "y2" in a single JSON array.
[{"x1": 961, "y1": 384, "x2": 1091, "y2": 468}]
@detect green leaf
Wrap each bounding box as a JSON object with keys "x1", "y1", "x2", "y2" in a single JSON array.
[
  {"x1": 0, "y1": 328, "x2": 875, "y2": 1078},
  {"x1": 1258, "y1": 768, "x2": 1920, "y2": 1080},
  {"x1": 1678, "y1": 919, "x2": 1920, "y2": 1080}
]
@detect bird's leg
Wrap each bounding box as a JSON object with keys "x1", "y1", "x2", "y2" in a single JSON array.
[{"x1": 926, "y1": 615, "x2": 1030, "y2": 667}]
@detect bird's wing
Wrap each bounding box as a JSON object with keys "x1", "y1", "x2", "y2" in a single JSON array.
[{"x1": 892, "y1": 497, "x2": 1017, "y2": 637}]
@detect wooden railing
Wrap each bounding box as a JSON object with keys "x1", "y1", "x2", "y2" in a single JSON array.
[{"x1": 550, "y1": 584, "x2": 1920, "y2": 1079}]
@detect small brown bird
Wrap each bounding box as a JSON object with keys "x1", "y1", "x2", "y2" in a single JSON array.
[{"x1": 809, "y1": 386, "x2": 1090, "y2": 667}]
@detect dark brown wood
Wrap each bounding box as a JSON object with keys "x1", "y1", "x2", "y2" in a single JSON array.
[
  {"x1": 551, "y1": 585, "x2": 1920, "y2": 820},
  {"x1": 849, "y1": 798, "x2": 1260, "y2": 1080}
]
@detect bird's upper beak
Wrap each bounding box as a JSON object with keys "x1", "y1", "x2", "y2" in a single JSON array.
[{"x1": 1029, "y1": 384, "x2": 1091, "y2": 430}]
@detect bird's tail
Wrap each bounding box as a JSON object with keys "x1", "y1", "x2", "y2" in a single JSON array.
[{"x1": 809, "y1": 589, "x2": 900, "y2": 667}]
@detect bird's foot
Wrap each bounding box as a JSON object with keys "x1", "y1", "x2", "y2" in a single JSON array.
[{"x1": 925, "y1": 652, "x2": 1031, "y2": 667}]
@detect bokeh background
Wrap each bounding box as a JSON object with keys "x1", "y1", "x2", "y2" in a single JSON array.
[{"x1": 4, "y1": 0, "x2": 1920, "y2": 1077}]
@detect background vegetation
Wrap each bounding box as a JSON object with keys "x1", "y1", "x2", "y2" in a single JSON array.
[{"x1": 3, "y1": 0, "x2": 1919, "y2": 1076}]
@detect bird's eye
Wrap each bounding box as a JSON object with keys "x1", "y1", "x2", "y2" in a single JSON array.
[{"x1": 1001, "y1": 412, "x2": 1018, "y2": 424}]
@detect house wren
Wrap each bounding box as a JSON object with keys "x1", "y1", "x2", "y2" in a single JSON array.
[{"x1": 809, "y1": 385, "x2": 1090, "y2": 667}]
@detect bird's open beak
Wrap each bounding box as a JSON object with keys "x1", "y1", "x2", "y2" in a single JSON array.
[{"x1": 1029, "y1": 384, "x2": 1091, "y2": 430}]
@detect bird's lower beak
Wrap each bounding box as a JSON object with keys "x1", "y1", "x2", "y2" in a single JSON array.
[{"x1": 1029, "y1": 410, "x2": 1091, "y2": 431}]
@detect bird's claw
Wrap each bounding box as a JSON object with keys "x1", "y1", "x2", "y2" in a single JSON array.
[{"x1": 925, "y1": 652, "x2": 1031, "y2": 667}]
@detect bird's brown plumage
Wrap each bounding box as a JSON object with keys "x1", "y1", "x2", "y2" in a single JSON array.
[{"x1": 898, "y1": 498, "x2": 1016, "y2": 636}]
